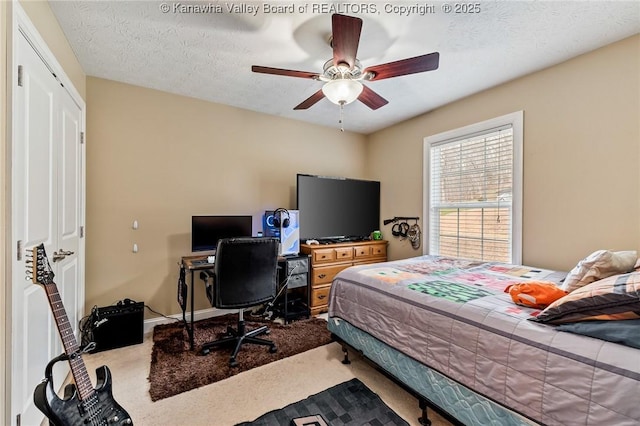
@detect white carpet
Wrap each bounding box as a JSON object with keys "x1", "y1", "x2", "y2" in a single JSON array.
[{"x1": 82, "y1": 332, "x2": 451, "y2": 426}]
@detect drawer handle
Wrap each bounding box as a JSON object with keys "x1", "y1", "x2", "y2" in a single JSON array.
[
  {"x1": 318, "y1": 274, "x2": 326, "y2": 279},
  {"x1": 318, "y1": 294, "x2": 326, "y2": 300},
  {"x1": 321, "y1": 255, "x2": 327, "y2": 259},
  {"x1": 341, "y1": 253, "x2": 347, "y2": 256}
]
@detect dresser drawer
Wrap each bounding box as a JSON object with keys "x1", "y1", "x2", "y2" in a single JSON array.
[
  {"x1": 312, "y1": 263, "x2": 351, "y2": 285},
  {"x1": 311, "y1": 286, "x2": 331, "y2": 307},
  {"x1": 353, "y1": 245, "x2": 372, "y2": 258},
  {"x1": 334, "y1": 247, "x2": 353, "y2": 261},
  {"x1": 313, "y1": 248, "x2": 336, "y2": 263},
  {"x1": 372, "y1": 244, "x2": 387, "y2": 257}
]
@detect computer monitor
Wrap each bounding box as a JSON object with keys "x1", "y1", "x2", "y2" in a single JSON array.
[{"x1": 191, "y1": 215, "x2": 253, "y2": 252}]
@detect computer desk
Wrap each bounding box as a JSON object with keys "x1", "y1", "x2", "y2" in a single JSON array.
[{"x1": 180, "y1": 255, "x2": 215, "y2": 350}]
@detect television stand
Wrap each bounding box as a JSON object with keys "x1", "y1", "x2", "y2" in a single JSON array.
[{"x1": 300, "y1": 240, "x2": 388, "y2": 315}]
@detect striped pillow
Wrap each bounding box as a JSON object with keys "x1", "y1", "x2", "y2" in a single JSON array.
[{"x1": 533, "y1": 271, "x2": 640, "y2": 324}]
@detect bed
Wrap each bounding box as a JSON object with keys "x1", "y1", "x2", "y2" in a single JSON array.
[{"x1": 327, "y1": 255, "x2": 640, "y2": 425}]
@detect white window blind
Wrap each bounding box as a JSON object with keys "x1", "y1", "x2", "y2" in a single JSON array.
[{"x1": 424, "y1": 112, "x2": 523, "y2": 264}]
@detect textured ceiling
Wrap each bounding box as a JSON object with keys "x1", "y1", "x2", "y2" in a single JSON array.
[{"x1": 49, "y1": 1, "x2": 640, "y2": 134}]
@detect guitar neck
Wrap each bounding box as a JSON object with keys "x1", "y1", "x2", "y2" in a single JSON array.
[{"x1": 43, "y1": 281, "x2": 95, "y2": 401}]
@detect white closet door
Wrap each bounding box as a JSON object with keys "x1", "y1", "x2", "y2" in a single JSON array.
[
  {"x1": 11, "y1": 29, "x2": 84, "y2": 426},
  {"x1": 56, "y1": 78, "x2": 84, "y2": 377}
]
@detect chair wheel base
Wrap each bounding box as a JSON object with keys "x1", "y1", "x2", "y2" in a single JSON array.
[{"x1": 200, "y1": 319, "x2": 278, "y2": 366}]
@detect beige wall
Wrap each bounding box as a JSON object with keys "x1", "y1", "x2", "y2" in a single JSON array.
[
  {"x1": 86, "y1": 77, "x2": 367, "y2": 316},
  {"x1": 89, "y1": 31, "x2": 640, "y2": 319},
  {"x1": 368, "y1": 35, "x2": 640, "y2": 270}
]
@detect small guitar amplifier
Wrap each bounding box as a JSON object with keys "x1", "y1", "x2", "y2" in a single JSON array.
[{"x1": 89, "y1": 300, "x2": 144, "y2": 353}]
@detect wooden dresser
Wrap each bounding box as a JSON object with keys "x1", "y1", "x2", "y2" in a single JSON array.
[{"x1": 300, "y1": 240, "x2": 388, "y2": 315}]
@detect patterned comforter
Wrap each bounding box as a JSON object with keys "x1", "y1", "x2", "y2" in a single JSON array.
[{"x1": 327, "y1": 255, "x2": 640, "y2": 425}]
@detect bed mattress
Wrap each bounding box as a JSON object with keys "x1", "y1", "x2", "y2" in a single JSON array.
[{"x1": 327, "y1": 255, "x2": 640, "y2": 425}]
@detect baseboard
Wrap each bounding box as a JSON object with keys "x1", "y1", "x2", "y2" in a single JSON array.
[{"x1": 143, "y1": 307, "x2": 235, "y2": 335}]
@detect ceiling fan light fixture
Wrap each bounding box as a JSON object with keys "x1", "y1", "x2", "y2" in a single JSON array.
[{"x1": 322, "y1": 79, "x2": 363, "y2": 105}]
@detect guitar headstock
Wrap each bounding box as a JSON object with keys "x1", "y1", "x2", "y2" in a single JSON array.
[{"x1": 25, "y1": 244, "x2": 55, "y2": 285}]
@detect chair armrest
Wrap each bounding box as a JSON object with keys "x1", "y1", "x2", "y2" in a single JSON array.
[
  {"x1": 199, "y1": 270, "x2": 214, "y2": 280},
  {"x1": 200, "y1": 270, "x2": 216, "y2": 305}
]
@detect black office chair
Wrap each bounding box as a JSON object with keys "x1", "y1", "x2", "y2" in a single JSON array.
[{"x1": 201, "y1": 237, "x2": 279, "y2": 367}]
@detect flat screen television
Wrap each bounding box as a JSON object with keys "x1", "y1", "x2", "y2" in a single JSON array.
[
  {"x1": 296, "y1": 174, "x2": 380, "y2": 242},
  {"x1": 191, "y1": 215, "x2": 253, "y2": 252}
]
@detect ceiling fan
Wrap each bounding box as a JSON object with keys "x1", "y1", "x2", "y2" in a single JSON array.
[{"x1": 252, "y1": 14, "x2": 440, "y2": 111}]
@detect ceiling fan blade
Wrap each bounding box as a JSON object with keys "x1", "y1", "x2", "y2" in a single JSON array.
[
  {"x1": 252, "y1": 65, "x2": 319, "y2": 80},
  {"x1": 294, "y1": 90, "x2": 325, "y2": 110},
  {"x1": 365, "y1": 52, "x2": 440, "y2": 81},
  {"x1": 358, "y1": 85, "x2": 388, "y2": 110},
  {"x1": 331, "y1": 14, "x2": 362, "y2": 69}
]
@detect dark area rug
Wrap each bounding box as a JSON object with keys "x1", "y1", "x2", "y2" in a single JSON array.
[
  {"x1": 148, "y1": 314, "x2": 333, "y2": 401},
  {"x1": 236, "y1": 378, "x2": 410, "y2": 426}
]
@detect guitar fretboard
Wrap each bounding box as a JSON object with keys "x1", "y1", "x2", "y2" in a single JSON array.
[{"x1": 43, "y1": 281, "x2": 95, "y2": 401}]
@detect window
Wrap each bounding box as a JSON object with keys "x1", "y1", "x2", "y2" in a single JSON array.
[{"x1": 423, "y1": 112, "x2": 523, "y2": 264}]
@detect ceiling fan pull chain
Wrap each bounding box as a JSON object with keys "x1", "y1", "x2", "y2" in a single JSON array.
[{"x1": 339, "y1": 101, "x2": 345, "y2": 132}]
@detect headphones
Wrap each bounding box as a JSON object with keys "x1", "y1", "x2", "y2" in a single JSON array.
[
  {"x1": 391, "y1": 221, "x2": 410, "y2": 238},
  {"x1": 273, "y1": 208, "x2": 290, "y2": 228}
]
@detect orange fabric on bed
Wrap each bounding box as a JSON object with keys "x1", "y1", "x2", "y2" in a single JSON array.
[{"x1": 504, "y1": 281, "x2": 568, "y2": 309}]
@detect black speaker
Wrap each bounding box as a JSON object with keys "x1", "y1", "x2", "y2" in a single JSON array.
[{"x1": 90, "y1": 300, "x2": 144, "y2": 353}]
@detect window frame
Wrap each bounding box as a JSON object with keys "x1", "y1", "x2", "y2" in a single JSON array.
[{"x1": 423, "y1": 111, "x2": 523, "y2": 264}]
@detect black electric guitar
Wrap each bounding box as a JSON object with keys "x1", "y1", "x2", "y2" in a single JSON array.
[{"x1": 26, "y1": 244, "x2": 133, "y2": 426}]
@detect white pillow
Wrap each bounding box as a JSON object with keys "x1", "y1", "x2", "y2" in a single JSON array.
[{"x1": 562, "y1": 249, "x2": 637, "y2": 293}]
